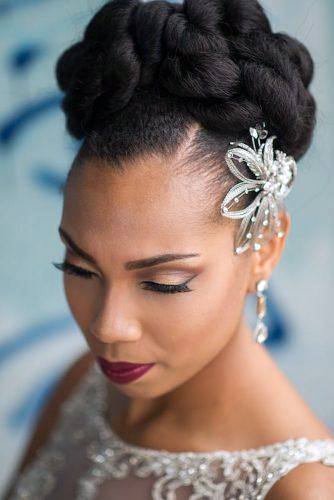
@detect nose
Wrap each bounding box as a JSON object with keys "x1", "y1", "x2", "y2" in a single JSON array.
[{"x1": 89, "y1": 283, "x2": 142, "y2": 344}]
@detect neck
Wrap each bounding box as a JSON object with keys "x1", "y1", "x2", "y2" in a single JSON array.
[
  {"x1": 156, "y1": 317, "x2": 270, "y2": 422},
  {"x1": 109, "y1": 317, "x2": 275, "y2": 441}
]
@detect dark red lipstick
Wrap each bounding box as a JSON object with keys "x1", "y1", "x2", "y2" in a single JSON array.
[{"x1": 96, "y1": 356, "x2": 155, "y2": 384}]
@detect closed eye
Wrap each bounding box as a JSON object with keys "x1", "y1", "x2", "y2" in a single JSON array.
[
  {"x1": 52, "y1": 261, "x2": 195, "y2": 294},
  {"x1": 140, "y1": 280, "x2": 193, "y2": 294},
  {"x1": 52, "y1": 260, "x2": 96, "y2": 279}
]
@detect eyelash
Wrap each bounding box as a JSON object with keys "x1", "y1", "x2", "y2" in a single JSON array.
[{"x1": 52, "y1": 261, "x2": 193, "y2": 294}]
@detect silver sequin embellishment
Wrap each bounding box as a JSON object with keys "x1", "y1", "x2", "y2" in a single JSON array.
[{"x1": 9, "y1": 363, "x2": 334, "y2": 499}]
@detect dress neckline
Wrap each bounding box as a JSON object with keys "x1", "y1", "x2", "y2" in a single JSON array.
[{"x1": 89, "y1": 361, "x2": 334, "y2": 460}]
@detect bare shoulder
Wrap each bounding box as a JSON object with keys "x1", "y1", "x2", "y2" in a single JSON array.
[
  {"x1": 243, "y1": 349, "x2": 334, "y2": 447},
  {"x1": 265, "y1": 461, "x2": 334, "y2": 499},
  {"x1": 3, "y1": 350, "x2": 94, "y2": 500},
  {"x1": 18, "y1": 349, "x2": 94, "y2": 470}
]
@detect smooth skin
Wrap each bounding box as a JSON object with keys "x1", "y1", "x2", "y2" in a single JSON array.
[{"x1": 5, "y1": 135, "x2": 333, "y2": 499}]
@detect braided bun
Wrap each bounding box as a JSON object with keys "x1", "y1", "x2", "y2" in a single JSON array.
[{"x1": 55, "y1": 0, "x2": 316, "y2": 160}]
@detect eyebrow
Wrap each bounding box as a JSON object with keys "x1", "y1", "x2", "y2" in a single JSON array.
[{"x1": 58, "y1": 227, "x2": 201, "y2": 270}]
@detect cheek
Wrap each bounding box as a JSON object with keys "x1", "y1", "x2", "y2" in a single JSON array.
[
  {"x1": 63, "y1": 275, "x2": 98, "y2": 335},
  {"x1": 150, "y1": 265, "x2": 248, "y2": 368}
]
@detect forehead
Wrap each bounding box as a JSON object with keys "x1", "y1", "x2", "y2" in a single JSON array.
[{"x1": 61, "y1": 157, "x2": 223, "y2": 253}]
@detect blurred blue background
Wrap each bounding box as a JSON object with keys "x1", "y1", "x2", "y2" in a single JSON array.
[{"x1": 0, "y1": 0, "x2": 333, "y2": 495}]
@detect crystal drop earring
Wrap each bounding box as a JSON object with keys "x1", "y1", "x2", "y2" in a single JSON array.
[{"x1": 253, "y1": 279, "x2": 269, "y2": 344}]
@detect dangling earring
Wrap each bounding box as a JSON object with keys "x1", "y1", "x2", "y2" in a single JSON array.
[{"x1": 253, "y1": 279, "x2": 269, "y2": 344}]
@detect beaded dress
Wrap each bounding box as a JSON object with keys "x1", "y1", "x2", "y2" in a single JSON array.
[{"x1": 8, "y1": 362, "x2": 334, "y2": 500}]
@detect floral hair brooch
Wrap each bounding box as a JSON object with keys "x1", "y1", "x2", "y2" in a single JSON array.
[{"x1": 221, "y1": 122, "x2": 297, "y2": 255}]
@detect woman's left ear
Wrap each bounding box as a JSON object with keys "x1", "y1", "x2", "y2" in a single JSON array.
[{"x1": 247, "y1": 211, "x2": 291, "y2": 294}]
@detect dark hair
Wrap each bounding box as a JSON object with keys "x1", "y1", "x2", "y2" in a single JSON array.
[{"x1": 55, "y1": 0, "x2": 316, "y2": 227}]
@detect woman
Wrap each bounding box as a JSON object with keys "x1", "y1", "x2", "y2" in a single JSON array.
[{"x1": 5, "y1": 0, "x2": 334, "y2": 498}]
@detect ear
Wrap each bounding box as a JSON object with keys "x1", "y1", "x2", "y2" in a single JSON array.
[{"x1": 247, "y1": 211, "x2": 291, "y2": 294}]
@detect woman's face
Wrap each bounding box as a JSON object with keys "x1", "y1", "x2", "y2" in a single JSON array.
[{"x1": 59, "y1": 156, "x2": 253, "y2": 398}]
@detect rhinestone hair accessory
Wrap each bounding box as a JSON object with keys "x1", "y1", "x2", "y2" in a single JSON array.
[{"x1": 221, "y1": 122, "x2": 297, "y2": 255}]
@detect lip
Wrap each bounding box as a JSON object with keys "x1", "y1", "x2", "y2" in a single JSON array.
[{"x1": 96, "y1": 356, "x2": 155, "y2": 384}]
